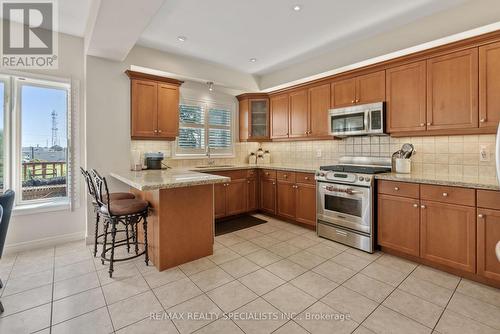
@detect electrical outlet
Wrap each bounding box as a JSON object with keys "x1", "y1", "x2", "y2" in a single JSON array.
[
  {"x1": 480, "y1": 145, "x2": 490, "y2": 162},
  {"x1": 316, "y1": 149, "x2": 322, "y2": 158}
]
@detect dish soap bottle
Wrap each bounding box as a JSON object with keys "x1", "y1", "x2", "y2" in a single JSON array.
[{"x1": 263, "y1": 150, "x2": 271, "y2": 164}]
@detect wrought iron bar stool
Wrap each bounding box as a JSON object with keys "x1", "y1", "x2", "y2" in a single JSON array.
[
  {"x1": 92, "y1": 171, "x2": 149, "y2": 277},
  {"x1": 81, "y1": 168, "x2": 136, "y2": 257}
]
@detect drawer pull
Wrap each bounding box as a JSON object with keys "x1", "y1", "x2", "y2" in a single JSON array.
[
  {"x1": 478, "y1": 214, "x2": 485, "y2": 218},
  {"x1": 304, "y1": 177, "x2": 309, "y2": 180},
  {"x1": 442, "y1": 192, "x2": 448, "y2": 197},
  {"x1": 413, "y1": 204, "x2": 419, "y2": 208},
  {"x1": 421, "y1": 205, "x2": 426, "y2": 209},
  {"x1": 394, "y1": 187, "x2": 399, "y2": 191},
  {"x1": 284, "y1": 174, "x2": 288, "y2": 178}
]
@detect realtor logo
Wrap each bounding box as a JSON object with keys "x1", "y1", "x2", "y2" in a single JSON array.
[{"x1": 1, "y1": 0, "x2": 58, "y2": 68}]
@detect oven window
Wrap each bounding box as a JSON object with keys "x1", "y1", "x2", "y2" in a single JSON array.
[
  {"x1": 325, "y1": 194, "x2": 362, "y2": 217},
  {"x1": 331, "y1": 112, "x2": 365, "y2": 132}
]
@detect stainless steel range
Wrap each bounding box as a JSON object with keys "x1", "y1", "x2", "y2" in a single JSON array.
[{"x1": 315, "y1": 157, "x2": 391, "y2": 253}]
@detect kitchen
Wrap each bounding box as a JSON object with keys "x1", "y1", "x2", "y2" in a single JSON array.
[{"x1": 1, "y1": 1, "x2": 500, "y2": 334}]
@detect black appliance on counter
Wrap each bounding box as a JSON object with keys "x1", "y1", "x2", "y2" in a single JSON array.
[{"x1": 144, "y1": 152, "x2": 164, "y2": 170}]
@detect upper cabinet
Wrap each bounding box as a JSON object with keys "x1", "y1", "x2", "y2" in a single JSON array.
[
  {"x1": 426, "y1": 49, "x2": 478, "y2": 131},
  {"x1": 331, "y1": 71, "x2": 385, "y2": 108},
  {"x1": 270, "y1": 94, "x2": 290, "y2": 139},
  {"x1": 479, "y1": 41, "x2": 500, "y2": 129},
  {"x1": 386, "y1": 61, "x2": 427, "y2": 133},
  {"x1": 309, "y1": 83, "x2": 331, "y2": 137},
  {"x1": 126, "y1": 71, "x2": 183, "y2": 140},
  {"x1": 288, "y1": 89, "x2": 309, "y2": 138},
  {"x1": 238, "y1": 94, "x2": 270, "y2": 141}
]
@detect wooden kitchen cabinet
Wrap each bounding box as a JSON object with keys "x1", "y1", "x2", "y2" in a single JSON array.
[
  {"x1": 295, "y1": 182, "x2": 316, "y2": 226},
  {"x1": 477, "y1": 209, "x2": 500, "y2": 281},
  {"x1": 426, "y1": 49, "x2": 478, "y2": 131},
  {"x1": 277, "y1": 180, "x2": 296, "y2": 219},
  {"x1": 420, "y1": 200, "x2": 476, "y2": 273},
  {"x1": 331, "y1": 71, "x2": 385, "y2": 108},
  {"x1": 386, "y1": 61, "x2": 427, "y2": 133},
  {"x1": 276, "y1": 172, "x2": 316, "y2": 226},
  {"x1": 289, "y1": 89, "x2": 309, "y2": 138},
  {"x1": 308, "y1": 83, "x2": 331, "y2": 137},
  {"x1": 226, "y1": 179, "x2": 248, "y2": 216},
  {"x1": 260, "y1": 177, "x2": 276, "y2": 214},
  {"x1": 378, "y1": 194, "x2": 420, "y2": 256},
  {"x1": 214, "y1": 183, "x2": 227, "y2": 219},
  {"x1": 270, "y1": 94, "x2": 289, "y2": 139},
  {"x1": 127, "y1": 70, "x2": 183, "y2": 140},
  {"x1": 479, "y1": 41, "x2": 500, "y2": 128},
  {"x1": 237, "y1": 94, "x2": 270, "y2": 141},
  {"x1": 247, "y1": 174, "x2": 258, "y2": 211}
]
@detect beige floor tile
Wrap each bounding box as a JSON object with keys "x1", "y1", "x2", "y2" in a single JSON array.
[
  {"x1": 268, "y1": 230, "x2": 299, "y2": 241},
  {"x1": 207, "y1": 280, "x2": 258, "y2": 312},
  {"x1": 195, "y1": 319, "x2": 244, "y2": 334},
  {"x1": 353, "y1": 325, "x2": 377, "y2": 334},
  {"x1": 2, "y1": 269, "x2": 53, "y2": 296},
  {"x1": 245, "y1": 249, "x2": 283, "y2": 267},
  {"x1": 344, "y1": 248, "x2": 383, "y2": 261},
  {"x1": 239, "y1": 269, "x2": 286, "y2": 296},
  {"x1": 320, "y1": 239, "x2": 350, "y2": 251},
  {"x1": 286, "y1": 236, "x2": 319, "y2": 249},
  {"x1": 410, "y1": 265, "x2": 460, "y2": 290},
  {"x1": 229, "y1": 241, "x2": 263, "y2": 256},
  {"x1": 54, "y1": 250, "x2": 93, "y2": 267},
  {"x1": 9, "y1": 259, "x2": 54, "y2": 278},
  {"x1": 168, "y1": 294, "x2": 222, "y2": 334},
  {"x1": 268, "y1": 242, "x2": 302, "y2": 257},
  {"x1": 97, "y1": 262, "x2": 141, "y2": 286},
  {"x1": 296, "y1": 301, "x2": 359, "y2": 334},
  {"x1": 251, "y1": 235, "x2": 281, "y2": 248},
  {"x1": 435, "y1": 309, "x2": 500, "y2": 334},
  {"x1": 116, "y1": 317, "x2": 178, "y2": 334},
  {"x1": 383, "y1": 289, "x2": 443, "y2": 328},
  {"x1": 52, "y1": 287, "x2": 106, "y2": 324},
  {"x1": 219, "y1": 257, "x2": 260, "y2": 278},
  {"x1": 363, "y1": 306, "x2": 431, "y2": 334},
  {"x1": 233, "y1": 298, "x2": 287, "y2": 334},
  {"x1": 54, "y1": 271, "x2": 100, "y2": 300},
  {"x1": 142, "y1": 267, "x2": 186, "y2": 288},
  {"x1": 54, "y1": 259, "x2": 95, "y2": 282},
  {"x1": 273, "y1": 321, "x2": 309, "y2": 334},
  {"x1": 208, "y1": 248, "x2": 241, "y2": 265},
  {"x1": 312, "y1": 260, "x2": 356, "y2": 284},
  {"x1": 51, "y1": 307, "x2": 113, "y2": 334},
  {"x1": 290, "y1": 271, "x2": 339, "y2": 299},
  {"x1": 263, "y1": 283, "x2": 317, "y2": 314},
  {"x1": 287, "y1": 250, "x2": 327, "y2": 269},
  {"x1": 233, "y1": 228, "x2": 264, "y2": 240},
  {"x1": 179, "y1": 257, "x2": 216, "y2": 276},
  {"x1": 456, "y1": 279, "x2": 500, "y2": 308},
  {"x1": 447, "y1": 292, "x2": 500, "y2": 330},
  {"x1": 321, "y1": 286, "x2": 379, "y2": 323},
  {"x1": 101, "y1": 273, "x2": 150, "y2": 304},
  {"x1": 0, "y1": 283, "x2": 52, "y2": 317},
  {"x1": 361, "y1": 262, "x2": 408, "y2": 287},
  {"x1": 266, "y1": 259, "x2": 308, "y2": 281},
  {"x1": 0, "y1": 303, "x2": 51, "y2": 333},
  {"x1": 252, "y1": 224, "x2": 278, "y2": 234},
  {"x1": 108, "y1": 291, "x2": 163, "y2": 329},
  {"x1": 399, "y1": 276, "x2": 453, "y2": 307},
  {"x1": 343, "y1": 273, "x2": 395, "y2": 303},
  {"x1": 153, "y1": 277, "x2": 203, "y2": 308},
  {"x1": 190, "y1": 267, "x2": 234, "y2": 292},
  {"x1": 375, "y1": 254, "x2": 418, "y2": 275},
  {"x1": 215, "y1": 234, "x2": 245, "y2": 247},
  {"x1": 331, "y1": 252, "x2": 372, "y2": 271},
  {"x1": 305, "y1": 243, "x2": 343, "y2": 259}
]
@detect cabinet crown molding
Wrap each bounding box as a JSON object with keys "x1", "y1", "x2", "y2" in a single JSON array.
[{"x1": 125, "y1": 70, "x2": 184, "y2": 86}]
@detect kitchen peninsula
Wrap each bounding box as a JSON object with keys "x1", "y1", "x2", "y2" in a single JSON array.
[{"x1": 110, "y1": 169, "x2": 229, "y2": 271}]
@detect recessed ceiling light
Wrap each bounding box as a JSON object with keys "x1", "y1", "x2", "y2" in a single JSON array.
[
  {"x1": 177, "y1": 36, "x2": 187, "y2": 42},
  {"x1": 249, "y1": 58, "x2": 257, "y2": 63},
  {"x1": 293, "y1": 4, "x2": 301, "y2": 11}
]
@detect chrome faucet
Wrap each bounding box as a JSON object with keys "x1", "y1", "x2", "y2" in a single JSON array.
[{"x1": 206, "y1": 146, "x2": 215, "y2": 165}]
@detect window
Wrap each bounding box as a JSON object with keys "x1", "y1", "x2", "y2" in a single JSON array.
[
  {"x1": 176, "y1": 100, "x2": 234, "y2": 157},
  {"x1": 1, "y1": 73, "x2": 71, "y2": 207}
]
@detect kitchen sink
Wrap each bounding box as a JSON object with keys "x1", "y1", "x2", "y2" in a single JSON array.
[{"x1": 194, "y1": 165, "x2": 235, "y2": 169}]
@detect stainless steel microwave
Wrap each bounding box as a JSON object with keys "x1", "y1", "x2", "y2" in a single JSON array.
[{"x1": 328, "y1": 102, "x2": 385, "y2": 137}]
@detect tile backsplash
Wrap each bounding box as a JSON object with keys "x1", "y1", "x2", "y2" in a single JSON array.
[{"x1": 131, "y1": 134, "x2": 497, "y2": 179}]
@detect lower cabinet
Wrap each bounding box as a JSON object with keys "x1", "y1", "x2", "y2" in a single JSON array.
[
  {"x1": 214, "y1": 183, "x2": 227, "y2": 219},
  {"x1": 378, "y1": 194, "x2": 420, "y2": 257},
  {"x1": 277, "y1": 181, "x2": 296, "y2": 219},
  {"x1": 226, "y1": 179, "x2": 248, "y2": 216},
  {"x1": 276, "y1": 173, "x2": 317, "y2": 226},
  {"x1": 247, "y1": 177, "x2": 258, "y2": 211},
  {"x1": 420, "y1": 200, "x2": 476, "y2": 273},
  {"x1": 477, "y1": 208, "x2": 500, "y2": 281},
  {"x1": 295, "y1": 183, "x2": 316, "y2": 226},
  {"x1": 260, "y1": 177, "x2": 277, "y2": 214}
]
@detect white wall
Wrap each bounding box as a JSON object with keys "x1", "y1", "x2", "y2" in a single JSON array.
[{"x1": 4, "y1": 33, "x2": 87, "y2": 252}]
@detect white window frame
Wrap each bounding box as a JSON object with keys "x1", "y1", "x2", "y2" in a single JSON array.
[
  {"x1": 174, "y1": 98, "x2": 235, "y2": 159},
  {"x1": 1, "y1": 72, "x2": 72, "y2": 210}
]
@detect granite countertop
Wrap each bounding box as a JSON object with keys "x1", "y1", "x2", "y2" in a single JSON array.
[
  {"x1": 110, "y1": 169, "x2": 230, "y2": 191},
  {"x1": 375, "y1": 172, "x2": 500, "y2": 191}
]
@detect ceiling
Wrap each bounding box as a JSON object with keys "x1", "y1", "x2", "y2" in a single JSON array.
[{"x1": 138, "y1": 0, "x2": 468, "y2": 75}]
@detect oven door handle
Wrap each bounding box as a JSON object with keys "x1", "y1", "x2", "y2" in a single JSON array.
[{"x1": 321, "y1": 185, "x2": 363, "y2": 196}]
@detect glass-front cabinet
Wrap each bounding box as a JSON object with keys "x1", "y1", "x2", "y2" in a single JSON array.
[{"x1": 237, "y1": 94, "x2": 269, "y2": 141}]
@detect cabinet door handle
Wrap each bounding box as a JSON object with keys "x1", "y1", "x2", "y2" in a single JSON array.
[
  {"x1": 421, "y1": 205, "x2": 426, "y2": 209},
  {"x1": 478, "y1": 214, "x2": 484, "y2": 218},
  {"x1": 394, "y1": 187, "x2": 399, "y2": 191},
  {"x1": 413, "y1": 204, "x2": 419, "y2": 208},
  {"x1": 480, "y1": 118, "x2": 486, "y2": 123},
  {"x1": 272, "y1": 182, "x2": 276, "y2": 185},
  {"x1": 442, "y1": 192, "x2": 448, "y2": 197},
  {"x1": 355, "y1": 99, "x2": 360, "y2": 103},
  {"x1": 284, "y1": 174, "x2": 288, "y2": 178},
  {"x1": 427, "y1": 122, "x2": 431, "y2": 126},
  {"x1": 420, "y1": 123, "x2": 425, "y2": 127},
  {"x1": 153, "y1": 129, "x2": 158, "y2": 133},
  {"x1": 158, "y1": 129, "x2": 162, "y2": 133},
  {"x1": 247, "y1": 180, "x2": 250, "y2": 184},
  {"x1": 351, "y1": 100, "x2": 355, "y2": 104},
  {"x1": 304, "y1": 177, "x2": 309, "y2": 180}
]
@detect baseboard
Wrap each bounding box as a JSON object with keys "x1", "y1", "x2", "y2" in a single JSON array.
[{"x1": 4, "y1": 231, "x2": 87, "y2": 255}]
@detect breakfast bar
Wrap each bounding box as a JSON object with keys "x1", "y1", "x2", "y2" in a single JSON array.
[{"x1": 110, "y1": 169, "x2": 229, "y2": 271}]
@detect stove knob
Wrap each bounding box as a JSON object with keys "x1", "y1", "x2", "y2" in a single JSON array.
[
  {"x1": 320, "y1": 172, "x2": 325, "y2": 177},
  {"x1": 358, "y1": 176, "x2": 364, "y2": 181},
  {"x1": 365, "y1": 177, "x2": 371, "y2": 182}
]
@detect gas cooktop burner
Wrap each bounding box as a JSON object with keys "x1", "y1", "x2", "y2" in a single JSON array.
[{"x1": 320, "y1": 164, "x2": 391, "y2": 174}]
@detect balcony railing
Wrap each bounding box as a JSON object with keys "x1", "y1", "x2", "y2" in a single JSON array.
[
  {"x1": 21, "y1": 161, "x2": 67, "y2": 200},
  {"x1": 23, "y1": 161, "x2": 66, "y2": 180}
]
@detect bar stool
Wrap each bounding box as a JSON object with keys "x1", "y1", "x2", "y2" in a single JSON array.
[
  {"x1": 92, "y1": 172, "x2": 149, "y2": 277},
  {"x1": 80, "y1": 168, "x2": 136, "y2": 257}
]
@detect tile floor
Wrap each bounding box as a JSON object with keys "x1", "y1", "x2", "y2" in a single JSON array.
[{"x1": 1, "y1": 213, "x2": 500, "y2": 334}]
